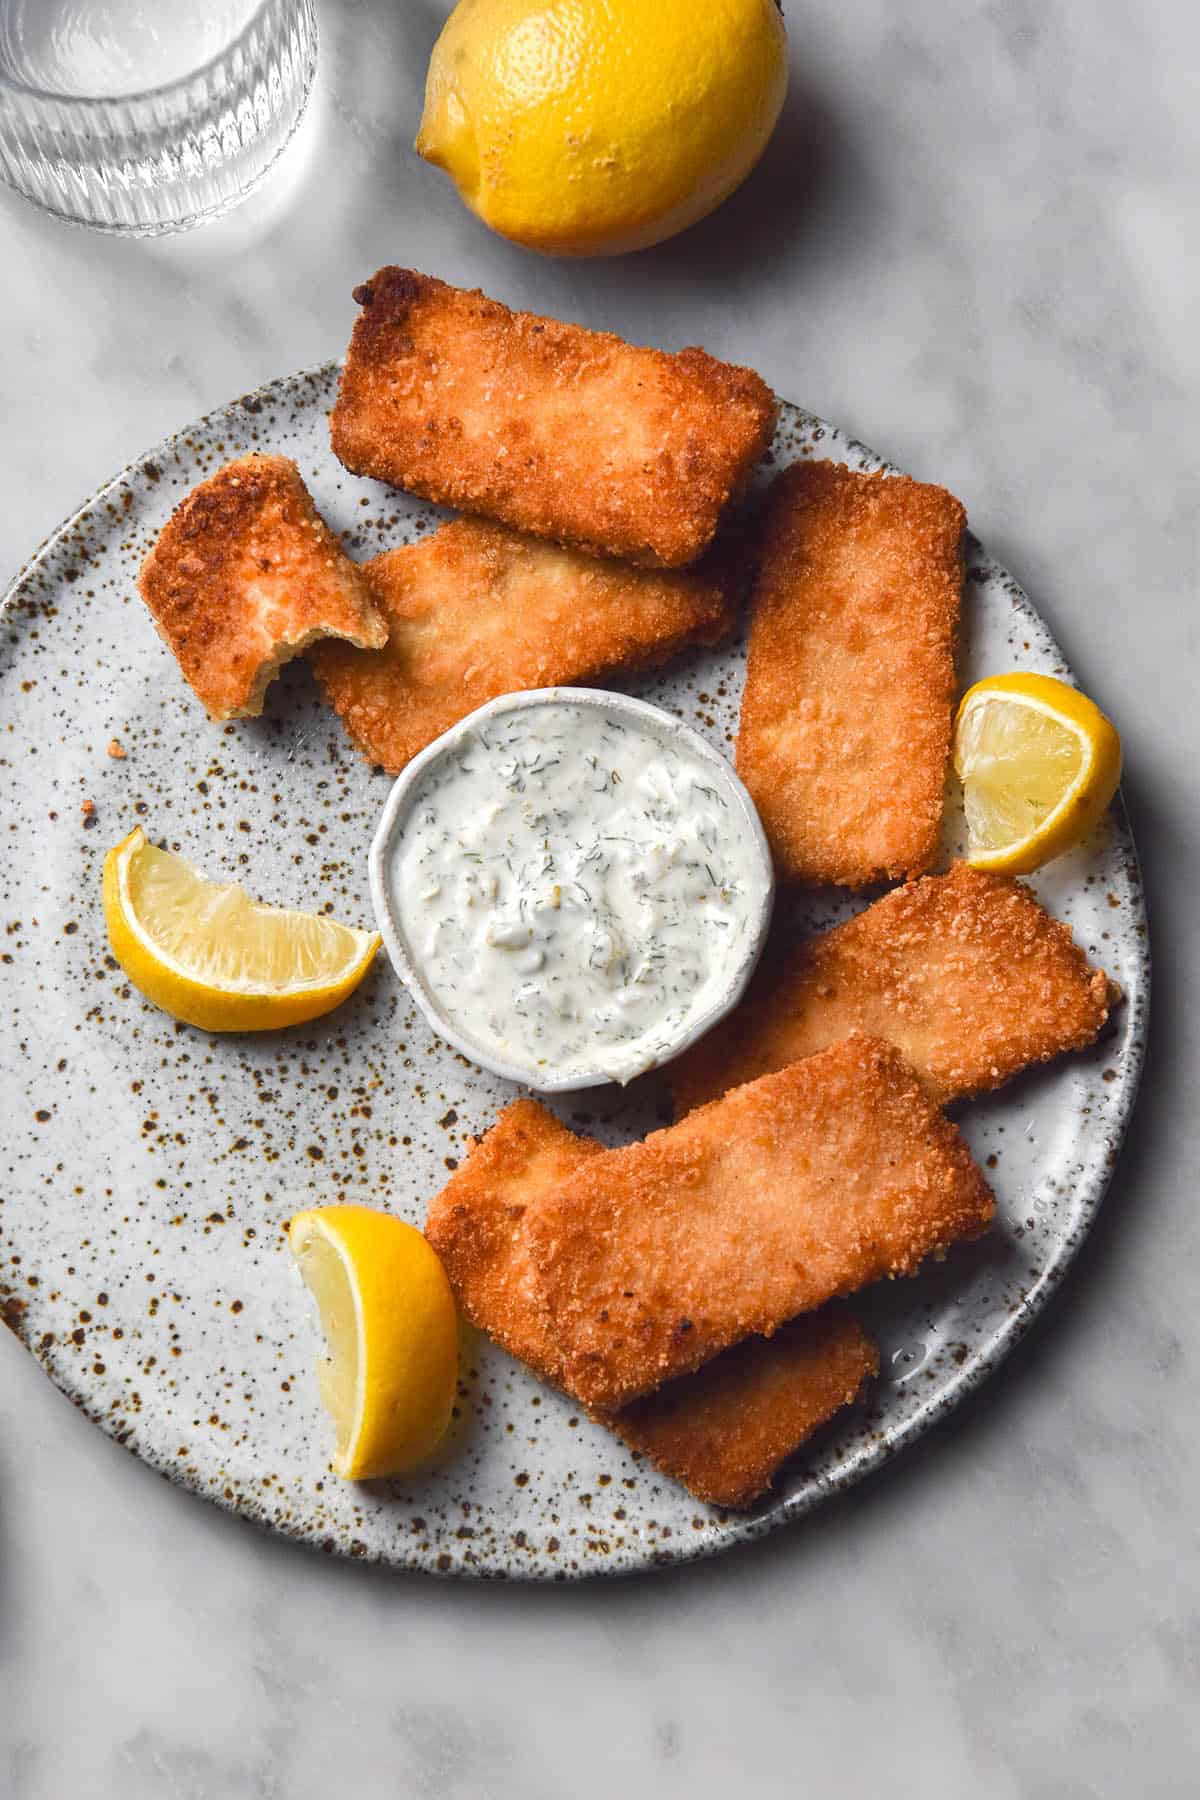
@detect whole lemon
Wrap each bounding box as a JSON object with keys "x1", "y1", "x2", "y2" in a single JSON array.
[{"x1": 416, "y1": 0, "x2": 789, "y2": 256}]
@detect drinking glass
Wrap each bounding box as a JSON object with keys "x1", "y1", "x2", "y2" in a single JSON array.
[{"x1": 0, "y1": 0, "x2": 317, "y2": 234}]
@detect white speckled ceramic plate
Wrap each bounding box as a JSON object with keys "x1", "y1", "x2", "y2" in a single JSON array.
[{"x1": 0, "y1": 372, "x2": 1147, "y2": 1578}]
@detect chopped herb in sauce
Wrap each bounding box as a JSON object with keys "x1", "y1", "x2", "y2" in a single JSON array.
[{"x1": 392, "y1": 702, "x2": 761, "y2": 1083}]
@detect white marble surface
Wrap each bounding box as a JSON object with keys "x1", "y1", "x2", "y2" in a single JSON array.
[{"x1": 2, "y1": 2, "x2": 1197, "y2": 1793}]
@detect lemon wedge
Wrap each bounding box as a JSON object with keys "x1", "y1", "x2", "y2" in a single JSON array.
[
  {"x1": 416, "y1": 0, "x2": 789, "y2": 256},
  {"x1": 103, "y1": 826, "x2": 380, "y2": 1032},
  {"x1": 953, "y1": 673, "x2": 1122, "y2": 874},
  {"x1": 288, "y1": 1207, "x2": 459, "y2": 1480}
]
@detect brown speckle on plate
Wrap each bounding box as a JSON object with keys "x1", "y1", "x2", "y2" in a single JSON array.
[{"x1": 0, "y1": 372, "x2": 1149, "y2": 1579}]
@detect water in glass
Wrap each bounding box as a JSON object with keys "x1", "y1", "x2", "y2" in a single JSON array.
[{"x1": 0, "y1": 0, "x2": 317, "y2": 233}]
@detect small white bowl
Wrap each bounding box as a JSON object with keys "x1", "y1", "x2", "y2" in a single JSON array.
[{"x1": 368, "y1": 687, "x2": 775, "y2": 1094}]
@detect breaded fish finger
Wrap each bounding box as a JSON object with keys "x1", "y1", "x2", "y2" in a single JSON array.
[
  {"x1": 524, "y1": 1036, "x2": 994, "y2": 1411},
  {"x1": 425, "y1": 1099, "x2": 878, "y2": 1509},
  {"x1": 425, "y1": 1098, "x2": 603, "y2": 1378},
  {"x1": 609, "y1": 1313, "x2": 878, "y2": 1510},
  {"x1": 310, "y1": 515, "x2": 733, "y2": 773},
  {"x1": 737, "y1": 461, "x2": 966, "y2": 886},
  {"x1": 672, "y1": 862, "x2": 1116, "y2": 1114},
  {"x1": 330, "y1": 269, "x2": 777, "y2": 569},
  {"x1": 138, "y1": 453, "x2": 386, "y2": 721}
]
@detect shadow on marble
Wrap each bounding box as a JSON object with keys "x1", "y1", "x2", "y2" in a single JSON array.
[
  {"x1": 322, "y1": 0, "x2": 459, "y2": 172},
  {"x1": 630, "y1": 81, "x2": 866, "y2": 284}
]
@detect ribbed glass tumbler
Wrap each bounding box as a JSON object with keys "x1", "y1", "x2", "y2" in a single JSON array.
[{"x1": 0, "y1": 0, "x2": 317, "y2": 235}]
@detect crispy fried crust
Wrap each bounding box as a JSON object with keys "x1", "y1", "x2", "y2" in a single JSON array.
[
  {"x1": 425, "y1": 1100, "x2": 878, "y2": 1509},
  {"x1": 672, "y1": 863, "x2": 1116, "y2": 1114},
  {"x1": 609, "y1": 1313, "x2": 878, "y2": 1509},
  {"x1": 524, "y1": 1036, "x2": 994, "y2": 1411},
  {"x1": 310, "y1": 516, "x2": 733, "y2": 773},
  {"x1": 425, "y1": 1098, "x2": 602, "y2": 1378},
  {"x1": 736, "y1": 461, "x2": 966, "y2": 886},
  {"x1": 330, "y1": 269, "x2": 777, "y2": 568},
  {"x1": 137, "y1": 454, "x2": 386, "y2": 720}
]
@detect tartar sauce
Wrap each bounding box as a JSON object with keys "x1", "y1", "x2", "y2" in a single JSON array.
[{"x1": 388, "y1": 697, "x2": 767, "y2": 1085}]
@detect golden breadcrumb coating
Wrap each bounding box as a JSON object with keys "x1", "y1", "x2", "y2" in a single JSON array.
[
  {"x1": 610, "y1": 1313, "x2": 878, "y2": 1510},
  {"x1": 425, "y1": 1099, "x2": 877, "y2": 1509},
  {"x1": 736, "y1": 460, "x2": 966, "y2": 886},
  {"x1": 137, "y1": 453, "x2": 385, "y2": 721},
  {"x1": 426, "y1": 1098, "x2": 603, "y2": 1378},
  {"x1": 523, "y1": 1036, "x2": 994, "y2": 1411},
  {"x1": 330, "y1": 268, "x2": 777, "y2": 568},
  {"x1": 672, "y1": 862, "x2": 1116, "y2": 1114},
  {"x1": 311, "y1": 516, "x2": 733, "y2": 773}
]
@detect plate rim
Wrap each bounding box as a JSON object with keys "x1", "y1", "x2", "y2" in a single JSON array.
[{"x1": 0, "y1": 361, "x2": 1151, "y2": 1580}]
